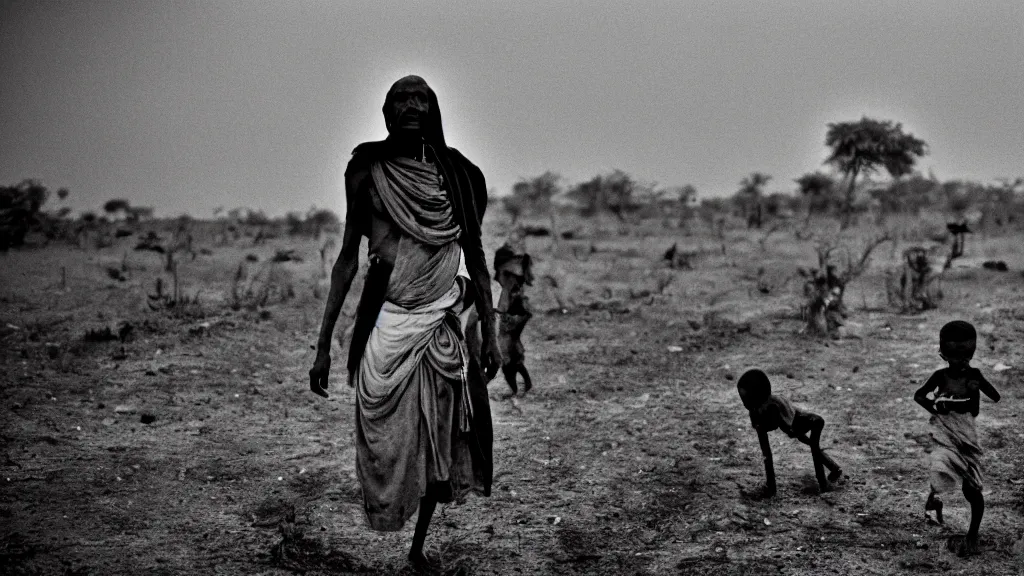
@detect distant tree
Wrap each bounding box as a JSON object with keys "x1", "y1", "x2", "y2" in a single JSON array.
[
  {"x1": 565, "y1": 169, "x2": 641, "y2": 223},
  {"x1": 511, "y1": 171, "x2": 562, "y2": 247},
  {"x1": 306, "y1": 208, "x2": 341, "y2": 238},
  {"x1": 603, "y1": 169, "x2": 638, "y2": 221},
  {"x1": 824, "y1": 117, "x2": 928, "y2": 229},
  {"x1": 126, "y1": 206, "x2": 154, "y2": 223},
  {"x1": 568, "y1": 175, "x2": 605, "y2": 217},
  {"x1": 763, "y1": 192, "x2": 796, "y2": 219},
  {"x1": 795, "y1": 171, "x2": 837, "y2": 222},
  {"x1": 244, "y1": 209, "x2": 269, "y2": 226},
  {"x1": 733, "y1": 172, "x2": 771, "y2": 228},
  {"x1": 285, "y1": 211, "x2": 304, "y2": 236},
  {"x1": 675, "y1": 184, "x2": 697, "y2": 230},
  {"x1": 103, "y1": 198, "x2": 131, "y2": 218},
  {"x1": 0, "y1": 180, "x2": 52, "y2": 248},
  {"x1": 501, "y1": 194, "x2": 527, "y2": 227}
]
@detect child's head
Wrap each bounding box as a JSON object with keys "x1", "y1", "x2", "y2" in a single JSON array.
[
  {"x1": 939, "y1": 320, "x2": 976, "y2": 366},
  {"x1": 737, "y1": 369, "x2": 771, "y2": 410}
]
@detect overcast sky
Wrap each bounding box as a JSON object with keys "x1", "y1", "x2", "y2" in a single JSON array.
[{"x1": 2, "y1": 1, "x2": 1022, "y2": 218}]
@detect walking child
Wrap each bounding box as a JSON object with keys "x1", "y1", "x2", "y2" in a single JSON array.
[
  {"x1": 914, "y1": 320, "x2": 1001, "y2": 557},
  {"x1": 737, "y1": 369, "x2": 843, "y2": 498}
]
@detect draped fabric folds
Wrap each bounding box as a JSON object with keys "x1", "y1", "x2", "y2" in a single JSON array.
[
  {"x1": 354, "y1": 158, "x2": 480, "y2": 532},
  {"x1": 928, "y1": 411, "x2": 984, "y2": 494},
  {"x1": 369, "y1": 157, "x2": 460, "y2": 247}
]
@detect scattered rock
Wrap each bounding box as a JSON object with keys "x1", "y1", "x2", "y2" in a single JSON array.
[
  {"x1": 666, "y1": 345, "x2": 683, "y2": 353},
  {"x1": 1012, "y1": 536, "x2": 1024, "y2": 555},
  {"x1": 981, "y1": 260, "x2": 1008, "y2": 271},
  {"x1": 993, "y1": 362, "x2": 1012, "y2": 372},
  {"x1": 113, "y1": 405, "x2": 136, "y2": 414}
]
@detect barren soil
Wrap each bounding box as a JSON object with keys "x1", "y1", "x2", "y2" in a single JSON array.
[{"x1": 2, "y1": 216, "x2": 1023, "y2": 575}]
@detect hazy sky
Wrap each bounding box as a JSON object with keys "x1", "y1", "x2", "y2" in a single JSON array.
[{"x1": 2, "y1": 1, "x2": 1022, "y2": 218}]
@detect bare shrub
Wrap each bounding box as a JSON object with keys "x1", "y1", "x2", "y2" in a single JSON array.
[
  {"x1": 799, "y1": 233, "x2": 892, "y2": 336},
  {"x1": 231, "y1": 259, "x2": 295, "y2": 310}
]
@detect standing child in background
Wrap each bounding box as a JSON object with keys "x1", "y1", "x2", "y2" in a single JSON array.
[
  {"x1": 737, "y1": 369, "x2": 843, "y2": 498},
  {"x1": 914, "y1": 320, "x2": 1001, "y2": 557}
]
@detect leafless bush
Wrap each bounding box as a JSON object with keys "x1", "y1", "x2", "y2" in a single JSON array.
[
  {"x1": 799, "y1": 233, "x2": 892, "y2": 336},
  {"x1": 231, "y1": 259, "x2": 295, "y2": 310},
  {"x1": 662, "y1": 243, "x2": 695, "y2": 270},
  {"x1": 147, "y1": 258, "x2": 204, "y2": 317}
]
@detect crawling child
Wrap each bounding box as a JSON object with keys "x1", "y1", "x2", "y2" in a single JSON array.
[
  {"x1": 738, "y1": 369, "x2": 843, "y2": 497},
  {"x1": 914, "y1": 320, "x2": 1001, "y2": 557}
]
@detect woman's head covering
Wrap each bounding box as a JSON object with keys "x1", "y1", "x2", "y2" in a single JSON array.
[
  {"x1": 939, "y1": 320, "x2": 976, "y2": 359},
  {"x1": 382, "y1": 75, "x2": 446, "y2": 146}
]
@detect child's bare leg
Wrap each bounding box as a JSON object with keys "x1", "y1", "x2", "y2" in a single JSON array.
[
  {"x1": 798, "y1": 414, "x2": 831, "y2": 491},
  {"x1": 925, "y1": 487, "x2": 944, "y2": 524},
  {"x1": 823, "y1": 452, "x2": 843, "y2": 482},
  {"x1": 808, "y1": 420, "x2": 830, "y2": 491},
  {"x1": 947, "y1": 484, "x2": 983, "y2": 556},
  {"x1": 409, "y1": 494, "x2": 438, "y2": 566},
  {"x1": 519, "y1": 364, "x2": 532, "y2": 394},
  {"x1": 501, "y1": 365, "x2": 518, "y2": 396},
  {"x1": 795, "y1": 432, "x2": 842, "y2": 480}
]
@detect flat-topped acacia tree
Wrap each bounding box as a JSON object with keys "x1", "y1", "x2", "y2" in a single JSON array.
[{"x1": 824, "y1": 117, "x2": 928, "y2": 229}]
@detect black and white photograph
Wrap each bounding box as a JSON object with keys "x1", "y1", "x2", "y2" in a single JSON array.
[{"x1": 2, "y1": 1, "x2": 1022, "y2": 574}]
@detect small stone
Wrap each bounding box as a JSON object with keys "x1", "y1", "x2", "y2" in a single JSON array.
[{"x1": 114, "y1": 405, "x2": 136, "y2": 414}]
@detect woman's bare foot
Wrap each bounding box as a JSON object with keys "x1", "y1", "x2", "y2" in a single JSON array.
[
  {"x1": 946, "y1": 534, "x2": 980, "y2": 557},
  {"x1": 407, "y1": 549, "x2": 438, "y2": 573}
]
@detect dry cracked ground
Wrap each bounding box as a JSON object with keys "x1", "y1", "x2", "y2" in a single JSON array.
[{"x1": 2, "y1": 217, "x2": 1023, "y2": 575}]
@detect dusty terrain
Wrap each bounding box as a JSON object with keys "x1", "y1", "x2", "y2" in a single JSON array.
[{"x1": 2, "y1": 214, "x2": 1023, "y2": 575}]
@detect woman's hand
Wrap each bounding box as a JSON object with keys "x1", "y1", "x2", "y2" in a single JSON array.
[{"x1": 309, "y1": 351, "x2": 332, "y2": 398}]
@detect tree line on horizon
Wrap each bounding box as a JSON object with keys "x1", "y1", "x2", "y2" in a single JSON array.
[
  {"x1": 502, "y1": 116, "x2": 1024, "y2": 235},
  {"x1": 3, "y1": 116, "x2": 1023, "y2": 251}
]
